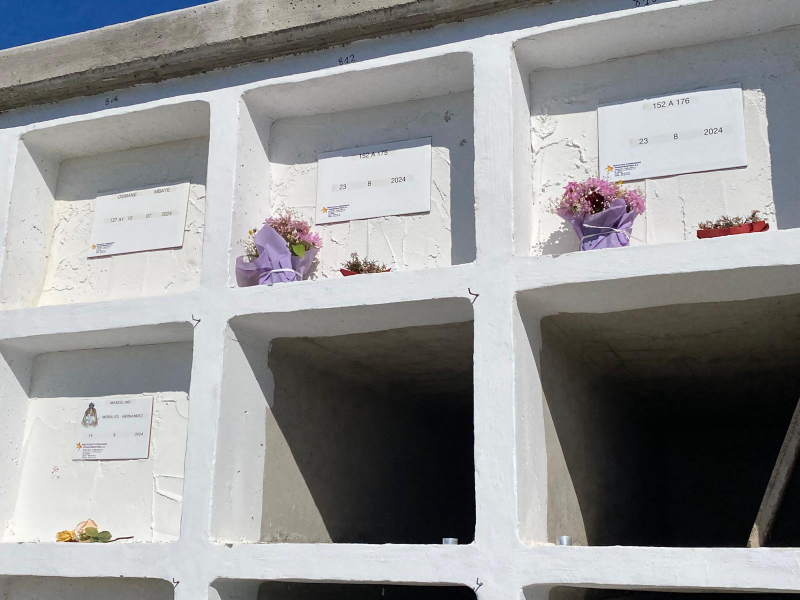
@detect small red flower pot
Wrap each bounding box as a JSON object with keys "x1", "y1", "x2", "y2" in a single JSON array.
[
  {"x1": 340, "y1": 269, "x2": 391, "y2": 276},
  {"x1": 697, "y1": 221, "x2": 769, "y2": 239}
]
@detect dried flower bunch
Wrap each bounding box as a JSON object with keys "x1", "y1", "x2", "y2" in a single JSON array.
[
  {"x1": 56, "y1": 519, "x2": 120, "y2": 543},
  {"x1": 551, "y1": 177, "x2": 646, "y2": 218},
  {"x1": 241, "y1": 208, "x2": 323, "y2": 261},
  {"x1": 342, "y1": 252, "x2": 390, "y2": 274},
  {"x1": 698, "y1": 210, "x2": 763, "y2": 230}
]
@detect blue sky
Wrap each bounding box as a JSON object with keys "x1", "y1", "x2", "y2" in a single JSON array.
[{"x1": 0, "y1": 0, "x2": 214, "y2": 51}]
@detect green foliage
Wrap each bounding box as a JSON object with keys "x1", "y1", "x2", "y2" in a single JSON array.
[
  {"x1": 698, "y1": 210, "x2": 762, "y2": 230},
  {"x1": 79, "y1": 527, "x2": 113, "y2": 543},
  {"x1": 342, "y1": 252, "x2": 389, "y2": 274}
]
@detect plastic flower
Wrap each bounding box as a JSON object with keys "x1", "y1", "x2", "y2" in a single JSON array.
[
  {"x1": 264, "y1": 208, "x2": 322, "y2": 258},
  {"x1": 551, "y1": 177, "x2": 646, "y2": 219},
  {"x1": 56, "y1": 530, "x2": 78, "y2": 543}
]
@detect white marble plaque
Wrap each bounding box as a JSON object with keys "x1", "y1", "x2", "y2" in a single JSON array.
[
  {"x1": 316, "y1": 138, "x2": 432, "y2": 224},
  {"x1": 89, "y1": 183, "x2": 190, "y2": 257},
  {"x1": 598, "y1": 85, "x2": 747, "y2": 181},
  {"x1": 73, "y1": 397, "x2": 154, "y2": 461}
]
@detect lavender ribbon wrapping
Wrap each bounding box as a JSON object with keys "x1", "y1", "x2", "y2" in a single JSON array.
[
  {"x1": 565, "y1": 198, "x2": 637, "y2": 251},
  {"x1": 235, "y1": 224, "x2": 318, "y2": 286}
]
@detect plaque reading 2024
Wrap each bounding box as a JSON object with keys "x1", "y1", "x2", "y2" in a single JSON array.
[
  {"x1": 73, "y1": 397, "x2": 154, "y2": 461},
  {"x1": 316, "y1": 138, "x2": 432, "y2": 224},
  {"x1": 89, "y1": 183, "x2": 191, "y2": 257},
  {"x1": 598, "y1": 85, "x2": 748, "y2": 182}
]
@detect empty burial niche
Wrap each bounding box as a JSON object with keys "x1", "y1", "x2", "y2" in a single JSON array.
[
  {"x1": 540, "y1": 293, "x2": 800, "y2": 547},
  {"x1": 215, "y1": 311, "x2": 475, "y2": 545},
  {"x1": 0, "y1": 102, "x2": 209, "y2": 309},
  {"x1": 249, "y1": 582, "x2": 475, "y2": 600},
  {"x1": 0, "y1": 326, "x2": 192, "y2": 542},
  {"x1": 543, "y1": 589, "x2": 799, "y2": 600},
  {"x1": 0, "y1": 576, "x2": 173, "y2": 600}
]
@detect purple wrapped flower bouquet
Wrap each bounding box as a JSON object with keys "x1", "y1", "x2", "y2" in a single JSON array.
[
  {"x1": 551, "y1": 178, "x2": 646, "y2": 251},
  {"x1": 236, "y1": 209, "x2": 322, "y2": 286}
]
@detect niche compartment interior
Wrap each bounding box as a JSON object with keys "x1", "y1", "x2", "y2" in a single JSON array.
[
  {"x1": 512, "y1": 8, "x2": 800, "y2": 256},
  {"x1": 212, "y1": 298, "x2": 475, "y2": 544},
  {"x1": 0, "y1": 101, "x2": 210, "y2": 309},
  {"x1": 515, "y1": 272, "x2": 800, "y2": 548},
  {"x1": 0, "y1": 323, "x2": 193, "y2": 542},
  {"x1": 212, "y1": 581, "x2": 477, "y2": 600},
  {"x1": 529, "y1": 587, "x2": 800, "y2": 600},
  {"x1": 0, "y1": 577, "x2": 174, "y2": 600},
  {"x1": 232, "y1": 52, "x2": 476, "y2": 283}
]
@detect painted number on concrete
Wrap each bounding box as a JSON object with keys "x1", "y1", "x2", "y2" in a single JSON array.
[
  {"x1": 632, "y1": 0, "x2": 658, "y2": 5},
  {"x1": 105, "y1": 95, "x2": 119, "y2": 106},
  {"x1": 338, "y1": 54, "x2": 355, "y2": 65}
]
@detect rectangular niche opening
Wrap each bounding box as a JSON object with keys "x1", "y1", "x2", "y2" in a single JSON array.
[
  {"x1": 535, "y1": 588, "x2": 798, "y2": 600},
  {"x1": 528, "y1": 292, "x2": 800, "y2": 548},
  {"x1": 512, "y1": 4, "x2": 800, "y2": 256},
  {"x1": 0, "y1": 323, "x2": 193, "y2": 543},
  {"x1": 0, "y1": 101, "x2": 210, "y2": 309},
  {"x1": 212, "y1": 580, "x2": 476, "y2": 600},
  {"x1": 212, "y1": 298, "x2": 475, "y2": 544},
  {"x1": 0, "y1": 577, "x2": 173, "y2": 600},
  {"x1": 231, "y1": 52, "x2": 475, "y2": 284}
]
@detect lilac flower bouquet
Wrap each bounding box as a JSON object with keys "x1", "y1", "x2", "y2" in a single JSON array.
[
  {"x1": 236, "y1": 209, "x2": 322, "y2": 286},
  {"x1": 551, "y1": 178, "x2": 646, "y2": 251}
]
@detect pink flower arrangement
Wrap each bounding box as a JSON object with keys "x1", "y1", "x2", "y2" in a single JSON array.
[
  {"x1": 263, "y1": 208, "x2": 322, "y2": 258},
  {"x1": 552, "y1": 178, "x2": 645, "y2": 219}
]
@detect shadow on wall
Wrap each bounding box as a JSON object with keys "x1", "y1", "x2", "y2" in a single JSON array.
[{"x1": 237, "y1": 323, "x2": 476, "y2": 545}]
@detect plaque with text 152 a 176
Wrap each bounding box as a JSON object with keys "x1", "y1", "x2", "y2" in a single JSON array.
[
  {"x1": 315, "y1": 138, "x2": 432, "y2": 224},
  {"x1": 598, "y1": 85, "x2": 747, "y2": 182}
]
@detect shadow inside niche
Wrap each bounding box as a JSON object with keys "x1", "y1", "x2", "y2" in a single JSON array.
[
  {"x1": 765, "y1": 82, "x2": 800, "y2": 230},
  {"x1": 258, "y1": 583, "x2": 476, "y2": 600},
  {"x1": 530, "y1": 296, "x2": 800, "y2": 547},
  {"x1": 246, "y1": 322, "x2": 476, "y2": 544},
  {"x1": 536, "y1": 225, "x2": 579, "y2": 256}
]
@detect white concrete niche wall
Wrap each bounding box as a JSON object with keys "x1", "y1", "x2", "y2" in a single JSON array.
[
  {"x1": 0, "y1": 323, "x2": 193, "y2": 543},
  {"x1": 0, "y1": 102, "x2": 210, "y2": 309},
  {"x1": 210, "y1": 580, "x2": 477, "y2": 600},
  {"x1": 0, "y1": 576, "x2": 173, "y2": 600},
  {"x1": 212, "y1": 298, "x2": 475, "y2": 544},
  {"x1": 231, "y1": 53, "x2": 476, "y2": 284},
  {"x1": 513, "y1": 1, "x2": 800, "y2": 256},
  {"x1": 514, "y1": 264, "x2": 800, "y2": 547}
]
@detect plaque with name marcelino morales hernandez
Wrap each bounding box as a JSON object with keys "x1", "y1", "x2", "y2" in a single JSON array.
[{"x1": 73, "y1": 397, "x2": 154, "y2": 461}]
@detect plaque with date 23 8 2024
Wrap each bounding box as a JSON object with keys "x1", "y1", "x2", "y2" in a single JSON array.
[
  {"x1": 315, "y1": 138, "x2": 432, "y2": 224},
  {"x1": 598, "y1": 84, "x2": 748, "y2": 182}
]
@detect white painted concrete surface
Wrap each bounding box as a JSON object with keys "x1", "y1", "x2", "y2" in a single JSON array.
[{"x1": 0, "y1": 1, "x2": 800, "y2": 600}]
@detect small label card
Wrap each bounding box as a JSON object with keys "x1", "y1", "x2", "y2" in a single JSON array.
[
  {"x1": 598, "y1": 85, "x2": 747, "y2": 181},
  {"x1": 89, "y1": 182, "x2": 191, "y2": 257},
  {"x1": 73, "y1": 397, "x2": 154, "y2": 461},
  {"x1": 316, "y1": 138, "x2": 432, "y2": 224}
]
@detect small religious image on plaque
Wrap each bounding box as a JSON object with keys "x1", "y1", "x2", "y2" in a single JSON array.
[
  {"x1": 73, "y1": 397, "x2": 154, "y2": 461},
  {"x1": 81, "y1": 402, "x2": 99, "y2": 427}
]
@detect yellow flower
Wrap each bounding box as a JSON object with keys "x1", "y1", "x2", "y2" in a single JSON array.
[{"x1": 56, "y1": 530, "x2": 77, "y2": 542}]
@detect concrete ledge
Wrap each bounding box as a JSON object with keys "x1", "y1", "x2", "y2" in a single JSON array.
[{"x1": 0, "y1": 0, "x2": 547, "y2": 113}]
